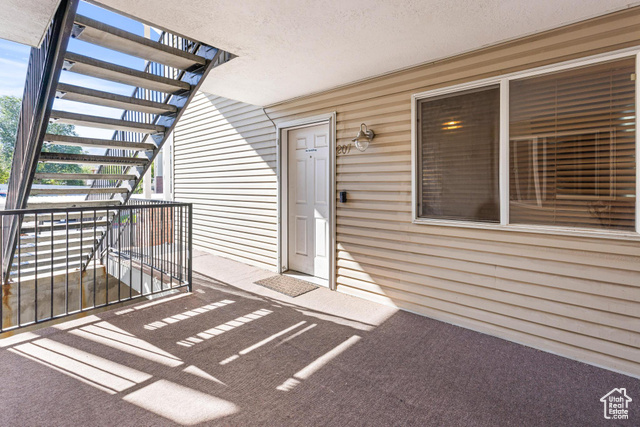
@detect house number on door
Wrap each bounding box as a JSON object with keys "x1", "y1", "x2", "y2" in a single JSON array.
[{"x1": 337, "y1": 143, "x2": 352, "y2": 155}]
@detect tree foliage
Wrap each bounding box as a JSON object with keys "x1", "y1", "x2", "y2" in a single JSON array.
[
  {"x1": 0, "y1": 96, "x2": 20, "y2": 183},
  {"x1": 0, "y1": 95, "x2": 90, "y2": 185}
]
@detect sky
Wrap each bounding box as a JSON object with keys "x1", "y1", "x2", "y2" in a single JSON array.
[{"x1": 0, "y1": 0, "x2": 162, "y2": 142}]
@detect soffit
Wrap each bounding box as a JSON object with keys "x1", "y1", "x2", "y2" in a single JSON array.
[
  {"x1": 0, "y1": 0, "x2": 62, "y2": 47},
  {"x1": 94, "y1": 1, "x2": 640, "y2": 105}
]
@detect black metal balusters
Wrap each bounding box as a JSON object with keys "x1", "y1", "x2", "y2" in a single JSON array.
[{"x1": 0, "y1": 201, "x2": 191, "y2": 333}]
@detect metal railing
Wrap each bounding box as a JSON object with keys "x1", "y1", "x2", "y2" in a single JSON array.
[
  {"x1": 0, "y1": 201, "x2": 192, "y2": 333},
  {"x1": 1, "y1": 0, "x2": 79, "y2": 283}
]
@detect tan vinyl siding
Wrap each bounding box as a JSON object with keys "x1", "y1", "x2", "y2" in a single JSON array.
[
  {"x1": 173, "y1": 93, "x2": 278, "y2": 270},
  {"x1": 265, "y1": 7, "x2": 640, "y2": 377},
  {"x1": 171, "y1": 8, "x2": 640, "y2": 377}
]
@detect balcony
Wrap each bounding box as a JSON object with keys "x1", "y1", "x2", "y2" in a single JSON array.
[{"x1": 0, "y1": 250, "x2": 636, "y2": 425}]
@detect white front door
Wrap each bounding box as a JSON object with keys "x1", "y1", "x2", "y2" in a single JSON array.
[{"x1": 288, "y1": 123, "x2": 330, "y2": 280}]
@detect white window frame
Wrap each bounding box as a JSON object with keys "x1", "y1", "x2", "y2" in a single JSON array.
[{"x1": 411, "y1": 47, "x2": 640, "y2": 240}]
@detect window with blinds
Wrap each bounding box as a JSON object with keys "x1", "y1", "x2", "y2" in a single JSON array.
[
  {"x1": 417, "y1": 86, "x2": 500, "y2": 222},
  {"x1": 509, "y1": 59, "x2": 636, "y2": 231}
]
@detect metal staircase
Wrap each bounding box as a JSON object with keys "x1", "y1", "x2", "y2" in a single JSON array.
[{"x1": 2, "y1": 0, "x2": 233, "y2": 283}]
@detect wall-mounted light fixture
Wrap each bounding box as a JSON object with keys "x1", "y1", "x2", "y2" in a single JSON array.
[{"x1": 352, "y1": 123, "x2": 375, "y2": 152}]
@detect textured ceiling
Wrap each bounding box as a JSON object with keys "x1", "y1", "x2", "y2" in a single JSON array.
[
  {"x1": 0, "y1": 0, "x2": 62, "y2": 47},
  {"x1": 14, "y1": 0, "x2": 640, "y2": 105}
]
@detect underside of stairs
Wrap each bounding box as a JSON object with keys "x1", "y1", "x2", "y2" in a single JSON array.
[{"x1": 2, "y1": 0, "x2": 233, "y2": 282}]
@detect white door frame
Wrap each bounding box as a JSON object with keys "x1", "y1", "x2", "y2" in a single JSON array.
[{"x1": 276, "y1": 112, "x2": 337, "y2": 290}]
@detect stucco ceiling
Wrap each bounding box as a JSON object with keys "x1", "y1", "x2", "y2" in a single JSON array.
[
  {"x1": 9, "y1": 0, "x2": 640, "y2": 106},
  {"x1": 0, "y1": 0, "x2": 62, "y2": 47},
  {"x1": 94, "y1": 0, "x2": 640, "y2": 106}
]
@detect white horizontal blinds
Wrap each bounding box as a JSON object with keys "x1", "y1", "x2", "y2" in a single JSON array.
[
  {"x1": 509, "y1": 58, "x2": 636, "y2": 231},
  {"x1": 418, "y1": 86, "x2": 500, "y2": 222}
]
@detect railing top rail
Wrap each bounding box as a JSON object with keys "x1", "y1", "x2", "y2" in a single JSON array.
[{"x1": 0, "y1": 202, "x2": 192, "y2": 216}]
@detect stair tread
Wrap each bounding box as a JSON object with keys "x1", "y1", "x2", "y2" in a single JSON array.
[
  {"x1": 23, "y1": 211, "x2": 109, "y2": 221},
  {"x1": 73, "y1": 15, "x2": 205, "y2": 70},
  {"x1": 44, "y1": 133, "x2": 156, "y2": 151},
  {"x1": 27, "y1": 199, "x2": 122, "y2": 209},
  {"x1": 20, "y1": 236, "x2": 97, "y2": 246},
  {"x1": 14, "y1": 246, "x2": 95, "y2": 260},
  {"x1": 21, "y1": 220, "x2": 108, "y2": 232},
  {"x1": 19, "y1": 230, "x2": 107, "y2": 240},
  {"x1": 64, "y1": 52, "x2": 190, "y2": 94},
  {"x1": 12, "y1": 248, "x2": 89, "y2": 259},
  {"x1": 15, "y1": 240, "x2": 96, "y2": 250},
  {"x1": 35, "y1": 172, "x2": 138, "y2": 181},
  {"x1": 56, "y1": 83, "x2": 177, "y2": 115},
  {"x1": 38, "y1": 152, "x2": 148, "y2": 166},
  {"x1": 9, "y1": 265, "x2": 104, "y2": 281},
  {"x1": 30, "y1": 186, "x2": 129, "y2": 195},
  {"x1": 13, "y1": 253, "x2": 89, "y2": 267},
  {"x1": 10, "y1": 262, "x2": 82, "y2": 276},
  {"x1": 50, "y1": 110, "x2": 166, "y2": 134},
  {"x1": 17, "y1": 236, "x2": 96, "y2": 246}
]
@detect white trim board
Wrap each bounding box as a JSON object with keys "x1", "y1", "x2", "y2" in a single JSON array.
[{"x1": 276, "y1": 112, "x2": 337, "y2": 290}]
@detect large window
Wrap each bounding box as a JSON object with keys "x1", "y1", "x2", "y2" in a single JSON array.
[
  {"x1": 414, "y1": 56, "x2": 637, "y2": 233},
  {"x1": 510, "y1": 59, "x2": 636, "y2": 231},
  {"x1": 417, "y1": 86, "x2": 500, "y2": 222}
]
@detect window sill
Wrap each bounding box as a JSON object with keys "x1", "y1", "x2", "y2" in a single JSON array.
[{"x1": 412, "y1": 218, "x2": 640, "y2": 242}]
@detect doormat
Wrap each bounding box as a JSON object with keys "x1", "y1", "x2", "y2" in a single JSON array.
[{"x1": 254, "y1": 275, "x2": 318, "y2": 297}]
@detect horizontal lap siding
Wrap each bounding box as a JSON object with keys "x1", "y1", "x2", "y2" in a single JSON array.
[
  {"x1": 266, "y1": 8, "x2": 640, "y2": 376},
  {"x1": 174, "y1": 93, "x2": 278, "y2": 270}
]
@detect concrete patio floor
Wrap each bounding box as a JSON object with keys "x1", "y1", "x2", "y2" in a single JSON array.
[{"x1": 0, "y1": 249, "x2": 638, "y2": 426}]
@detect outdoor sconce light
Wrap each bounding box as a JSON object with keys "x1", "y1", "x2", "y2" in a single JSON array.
[{"x1": 352, "y1": 123, "x2": 374, "y2": 152}]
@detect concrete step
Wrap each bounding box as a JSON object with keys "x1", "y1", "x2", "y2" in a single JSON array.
[
  {"x1": 34, "y1": 172, "x2": 138, "y2": 181},
  {"x1": 15, "y1": 242, "x2": 95, "y2": 260},
  {"x1": 56, "y1": 83, "x2": 178, "y2": 115},
  {"x1": 63, "y1": 52, "x2": 191, "y2": 94},
  {"x1": 29, "y1": 186, "x2": 129, "y2": 196},
  {"x1": 10, "y1": 259, "x2": 83, "y2": 277},
  {"x1": 12, "y1": 251, "x2": 90, "y2": 268},
  {"x1": 49, "y1": 110, "x2": 166, "y2": 134},
  {"x1": 38, "y1": 152, "x2": 148, "y2": 166},
  {"x1": 73, "y1": 14, "x2": 206, "y2": 70}
]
